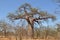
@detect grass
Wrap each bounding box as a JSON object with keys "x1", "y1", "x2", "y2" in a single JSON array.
[{"x1": 0, "y1": 36, "x2": 57, "y2": 40}]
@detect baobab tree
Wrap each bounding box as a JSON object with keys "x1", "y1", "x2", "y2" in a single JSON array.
[{"x1": 7, "y1": 3, "x2": 56, "y2": 38}]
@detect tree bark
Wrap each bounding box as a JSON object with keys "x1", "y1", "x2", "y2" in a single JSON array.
[{"x1": 27, "y1": 24, "x2": 34, "y2": 38}]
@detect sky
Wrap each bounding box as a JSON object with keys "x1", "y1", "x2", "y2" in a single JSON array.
[{"x1": 0, "y1": 0, "x2": 60, "y2": 26}]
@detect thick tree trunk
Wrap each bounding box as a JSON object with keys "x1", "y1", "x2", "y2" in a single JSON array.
[
  {"x1": 26, "y1": 17, "x2": 34, "y2": 38},
  {"x1": 31, "y1": 24, "x2": 34, "y2": 38},
  {"x1": 27, "y1": 24, "x2": 34, "y2": 38}
]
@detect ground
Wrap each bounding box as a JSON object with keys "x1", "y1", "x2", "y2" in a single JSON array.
[{"x1": 0, "y1": 37, "x2": 57, "y2": 40}]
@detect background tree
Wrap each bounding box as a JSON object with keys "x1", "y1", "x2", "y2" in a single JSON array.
[
  {"x1": 56, "y1": 24, "x2": 60, "y2": 40},
  {"x1": 0, "y1": 20, "x2": 15, "y2": 39},
  {"x1": 0, "y1": 20, "x2": 9, "y2": 37}
]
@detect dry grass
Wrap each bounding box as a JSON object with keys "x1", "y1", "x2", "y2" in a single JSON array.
[
  {"x1": 0, "y1": 36, "x2": 59, "y2": 40},
  {"x1": 0, "y1": 37, "x2": 57, "y2": 40},
  {"x1": 0, "y1": 38, "x2": 9, "y2": 40}
]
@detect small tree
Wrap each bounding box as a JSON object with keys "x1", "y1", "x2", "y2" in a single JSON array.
[
  {"x1": 0, "y1": 21, "x2": 8, "y2": 37},
  {"x1": 56, "y1": 24, "x2": 60, "y2": 40}
]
